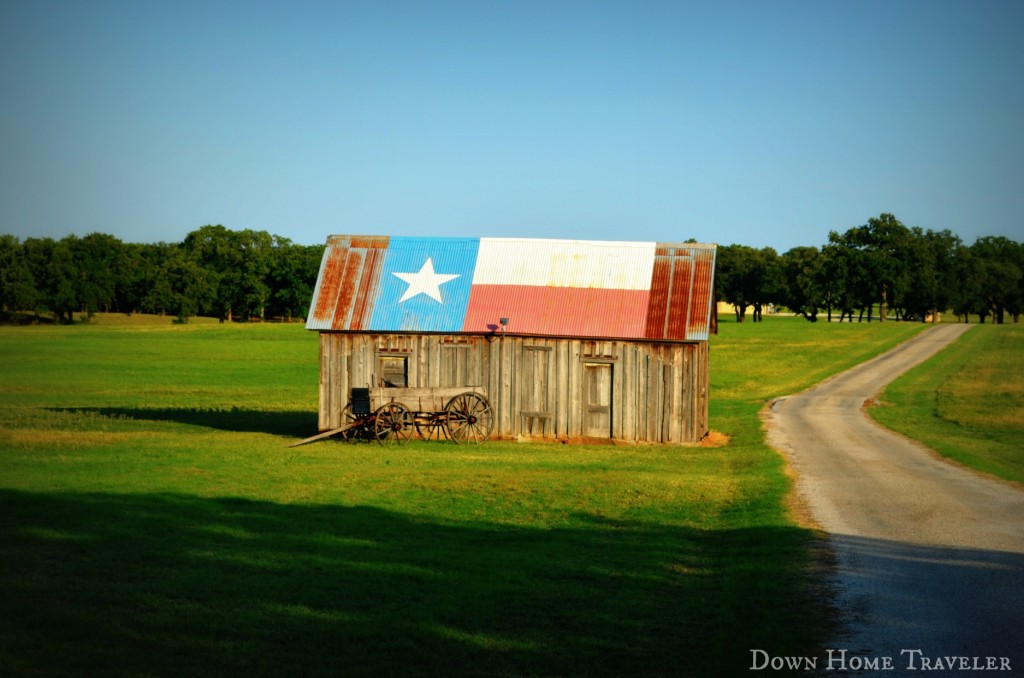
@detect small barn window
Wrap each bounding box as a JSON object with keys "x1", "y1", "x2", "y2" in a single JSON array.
[{"x1": 378, "y1": 355, "x2": 408, "y2": 387}]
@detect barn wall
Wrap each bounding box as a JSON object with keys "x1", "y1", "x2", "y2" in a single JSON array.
[{"x1": 318, "y1": 333, "x2": 710, "y2": 443}]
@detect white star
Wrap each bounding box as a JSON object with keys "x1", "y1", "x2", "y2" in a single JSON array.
[{"x1": 393, "y1": 257, "x2": 460, "y2": 303}]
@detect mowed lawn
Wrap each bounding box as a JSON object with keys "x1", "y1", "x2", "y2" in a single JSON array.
[
  {"x1": 0, "y1": 316, "x2": 927, "y2": 676},
  {"x1": 870, "y1": 322, "x2": 1024, "y2": 486}
]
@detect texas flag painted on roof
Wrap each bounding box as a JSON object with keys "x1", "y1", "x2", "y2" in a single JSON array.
[{"x1": 306, "y1": 236, "x2": 717, "y2": 341}]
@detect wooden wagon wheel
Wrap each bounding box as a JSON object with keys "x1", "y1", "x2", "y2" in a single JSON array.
[
  {"x1": 338, "y1": 403, "x2": 366, "y2": 442},
  {"x1": 444, "y1": 392, "x2": 493, "y2": 444},
  {"x1": 374, "y1": 402, "x2": 413, "y2": 445}
]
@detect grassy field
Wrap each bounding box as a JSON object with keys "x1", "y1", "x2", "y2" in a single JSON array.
[
  {"x1": 870, "y1": 322, "x2": 1024, "y2": 486},
  {"x1": 0, "y1": 315, "x2": 928, "y2": 676}
]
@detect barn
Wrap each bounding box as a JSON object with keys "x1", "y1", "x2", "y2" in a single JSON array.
[{"x1": 305, "y1": 235, "x2": 717, "y2": 444}]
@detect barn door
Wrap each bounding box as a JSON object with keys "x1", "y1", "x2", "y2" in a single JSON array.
[{"x1": 583, "y1": 363, "x2": 613, "y2": 438}]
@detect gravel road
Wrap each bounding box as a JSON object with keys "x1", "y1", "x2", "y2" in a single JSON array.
[{"x1": 764, "y1": 323, "x2": 1024, "y2": 675}]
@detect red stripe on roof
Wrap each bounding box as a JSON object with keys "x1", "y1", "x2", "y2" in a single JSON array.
[{"x1": 465, "y1": 285, "x2": 650, "y2": 338}]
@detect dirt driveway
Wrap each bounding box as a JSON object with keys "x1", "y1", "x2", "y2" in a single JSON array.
[{"x1": 764, "y1": 323, "x2": 1024, "y2": 674}]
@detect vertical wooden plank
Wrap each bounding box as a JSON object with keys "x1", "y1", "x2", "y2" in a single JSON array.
[
  {"x1": 333, "y1": 335, "x2": 346, "y2": 430},
  {"x1": 618, "y1": 344, "x2": 628, "y2": 441},
  {"x1": 658, "y1": 345, "x2": 670, "y2": 443},
  {"x1": 621, "y1": 344, "x2": 633, "y2": 441},
  {"x1": 698, "y1": 341, "x2": 710, "y2": 439},
  {"x1": 669, "y1": 346, "x2": 683, "y2": 442},
  {"x1": 665, "y1": 346, "x2": 675, "y2": 443},
  {"x1": 545, "y1": 341, "x2": 556, "y2": 436},
  {"x1": 638, "y1": 346, "x2": 648, "y2": 442},
  {"x1": 680, "y1": 345, "x2": 692, "y2": 441},
  {"x1": 424, "y1": 337, "x2": 434, "y2": 388},
  {"x1": 339, "y1": 335, "x2": 352, "y2": 430},
  {"x1": 470, "y1": 339, "x2": 481, "y2": 387},
  {"x1": 408, "y1": 335, "x2": 418, "y2": 387},
  {"x1": 480, "y1": 336, "x2": 492, "y2": 399},
  {"x1": 496, "y1": 336, "x2": 507, "y2": 436},
  {"x1": 569, "y1": 340, "x2": 581, "y2": 438},
  {"x1": 626, "y1": 346, "x2": 634, "y2": 440},
  {"x1": 318, "y1": 334, "x2": 329, "y2": 430},
  {"x1": 553, "y1": 340, "x2": 565, "y2": 437},
  {"x1": 333, "y1": 335, "x2": 344, "y2": 430},
  {"x1": 353, "y1": 336, "x2": 366, "y2": 390},
  {"x1": 487, "y1": 336, "x2": 500, "y2": 435},
  {"x1": 650, "y1": 345, "x2": 660, "y2": 443},
  {"x1": 492, "y1": 338, "x2": 502, "y2": 434},
  {"x1": 639, "y1": 346, "x2": 647, "y2": 442},
  {"x1": 512, "y1": 340, "x2": 523, "y2": 436},
  {"x1": 633, "y1": 345, "x2": 643, "y2": 442},
  {"x1": 504, "y1": 336, "x2": 515, "y2": 435},
  {"x1": 611, "y1": 344, "x2": 622, "y2": 440},
  {"x1": 693, "y1": 343, "x2": 700, "y2": 440}
]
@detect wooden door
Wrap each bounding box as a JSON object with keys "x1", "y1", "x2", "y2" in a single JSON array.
[{"x1": 583, "y1": 363, "x2": 613, "y2": 438}]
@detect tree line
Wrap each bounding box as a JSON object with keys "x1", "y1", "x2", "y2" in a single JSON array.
[
  {"x1": 2, "y1": 214, "x2": 1021, "y2": 325},
  {"x1": 716, "y1": 213, "x2": 1023, "y2": 323},
  {"x1": 0, "y1": 225, "x2": 323, "y2": 323}
]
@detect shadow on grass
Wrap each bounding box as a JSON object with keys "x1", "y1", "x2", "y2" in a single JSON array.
[
  {"x1": 50, "y1": 407, "x2": 317, "y2": 438},
  {"x1": 0, "y1": 489, "x2": 826, "y2": 677}
]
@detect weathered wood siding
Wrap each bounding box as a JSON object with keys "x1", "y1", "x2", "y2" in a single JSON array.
[{"x1": 318, "y1": 333, "x2": 710, "y2": 444}]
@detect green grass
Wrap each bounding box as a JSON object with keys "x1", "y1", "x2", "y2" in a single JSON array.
[
  {"x1": 0, "y1": 314, "x2": 930, "y2": 676},
  {"x1": 869, "y1": 322, "x2": 1024, "y2": 485}
]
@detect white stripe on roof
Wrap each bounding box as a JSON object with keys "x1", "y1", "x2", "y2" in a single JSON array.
[{"x1": 472, "y1": 238, "x2": 656, "y2": 290}]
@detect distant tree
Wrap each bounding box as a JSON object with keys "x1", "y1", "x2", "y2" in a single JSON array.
[
  {"x1": 0, "y1": 235, "x2": 39, "y2": 319},
  {"x1": 233, "y1": 229, "x2": 275, "y2": 320},
  {"x1": 716, "y1": 245, "x2": 782, "y2": 322},
  {"x1": 181, "y1": 225, "x2": 277, "y2": 321},
  {"x1": 899, "y1": 228, "x2": 961, "y2": 322},
  {"x1": 71, "y1": 232, "x2": 128, "y2": 317},
  {"x1": 820, "y1": 243, "x2": 852, "y2": 322},
  {"x1": 167, "y1": 245, "x2": 217, "y2": 321},
  {"x1": 780, "y1": 246, "x2": 825, "y2": 321},
  {"x1": 748, "y1": 247, "x2": 781, "y2": 322},
  {"x1": 827, "y1": 214, "x2": 914, "y2": 322},
  {"x1": 182, "y1": 225, "x2": 237, "y2": 321},
  {"x1": 23, "y1": 237, "x2": 80, "y2": 324},
  {"x1": 716, "y1": 244, "x2": 755, "y2": 322},
  {"x1": 129, "y1": 243, "x2": 176, "y2": 316},
  {"x1": 267, "y1": 240, "x2": 322, "y2": 321},
  {"x1": 971, "y1": 237, "x2": 1022, "y2": 324}
]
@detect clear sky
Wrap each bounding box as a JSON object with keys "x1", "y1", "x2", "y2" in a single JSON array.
[{"x1": 1, "y1": 0, "x2": 1022, "y2": 252}]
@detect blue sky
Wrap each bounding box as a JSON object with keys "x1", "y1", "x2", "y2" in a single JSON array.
[{"x1": 1, "y1": 0, "x2": 1021, "y2": 252}]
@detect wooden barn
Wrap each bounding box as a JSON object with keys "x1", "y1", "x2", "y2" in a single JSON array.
[{"x1": 306, "y1": 236, "x2": 717, "y2": 444}]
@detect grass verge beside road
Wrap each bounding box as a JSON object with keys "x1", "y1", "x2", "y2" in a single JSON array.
[
  {"x1": 869, "y1": 323, "x2": 1024, "y2": 486},
  {"x1": 0, "y1": 315, "x2": 928, "y2": 676}
]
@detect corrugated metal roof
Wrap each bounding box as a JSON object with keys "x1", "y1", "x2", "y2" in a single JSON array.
[{"x1": 306, "y1": 235, "x2": 716, "y2": 341}]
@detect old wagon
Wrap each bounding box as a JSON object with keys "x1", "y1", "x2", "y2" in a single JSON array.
[{"x1": 334, "y1": 386, "x2": 493, "y2": 444}]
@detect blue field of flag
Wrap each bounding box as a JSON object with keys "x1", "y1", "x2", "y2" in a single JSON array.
[{"x1": 367, "y1": 237, "x2": 481, "y2": 332}]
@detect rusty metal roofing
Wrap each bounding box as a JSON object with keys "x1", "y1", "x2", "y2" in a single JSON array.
[{"x1": 306, "y1": 236, "x2": 717, "y2": 341}]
